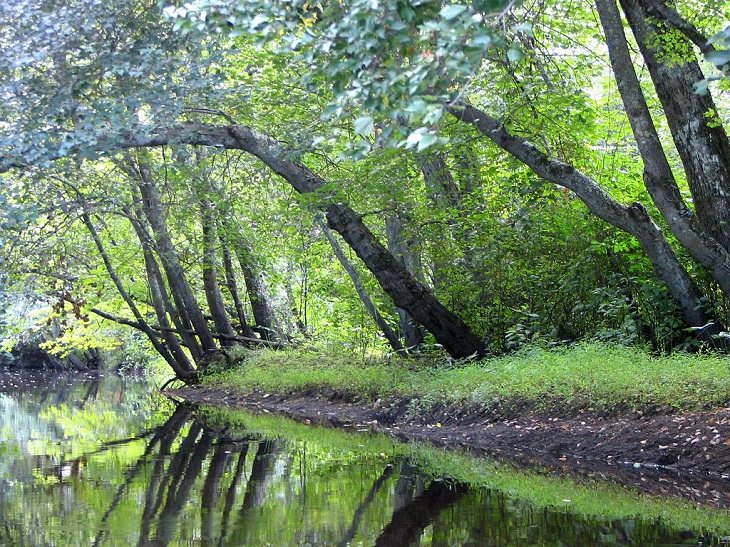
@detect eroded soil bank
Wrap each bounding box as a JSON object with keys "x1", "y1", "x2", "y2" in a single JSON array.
[{"x1": 168, "y1": 385, "x2": 730, "y2": 508}]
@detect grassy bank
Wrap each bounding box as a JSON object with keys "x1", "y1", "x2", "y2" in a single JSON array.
[{"x1": 204, "y1": 343, "x2": 730, "y2": 416}]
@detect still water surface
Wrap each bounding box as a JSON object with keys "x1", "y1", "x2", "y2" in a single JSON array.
[{"x1": 0, "y1": 369, "x2": 728, "y2": 546}]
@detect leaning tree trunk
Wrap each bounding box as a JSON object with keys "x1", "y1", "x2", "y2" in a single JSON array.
[
  {"x1": 131, "y1": 158, "x2": 218, "y2": 353},
  {"x1": 220, "y1": 234, "x2": 258, "y2": 339},
  {"x1": 80, "y1": 212, "x2": 195, "y2": 379},
  {"x1": 127, "y1": 200, "x2": 205, "y2": 363},
  {"x1": 620, "y1": 0, "x2": 730, "y2": 252},
  {"x1": 205, "y1": 173, "x2": 281, "y2": 341},
  {"x1": 594, "y1": 0, "x2": 728, "y2": 336},
  {"x1": 447, "y1": 103, "x2": 718, "y2": 334},
  {"x1": 320, "y1": 220, "x2": 404, "y2": 353},
  {"x1": 129, "y1": 213, "x2": 196, "y2": 370}
]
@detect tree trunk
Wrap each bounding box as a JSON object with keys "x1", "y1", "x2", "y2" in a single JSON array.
[
  {"x1": 320, "y1": 221, "x2": 404, "y2": 353},
  {"x1": 220, "y1": 234, "x2": 258, "y2": 339},
  {"x1": 417, "y1": 152, "x2": 461, "y2": 291},
  {"x1": 199, "y1": 194, "x2": 237, "y2": 348},
  {"x1": 620, "y1": 0, "x2": 730, "y2": 251},
  {"x1": 447, "y1": 103, "x2": 718, "y2": 333},
  {"x1": 228, "y1": 230, "x2": 281, "y2": 341},
  {"x1": 418, "y1": 153, "x2": 460, "y2": 210},
  {"x1": 138, "y1": 223, "x2": 196, "y2": 371},
  {"x1": 385, "y1": 214, "x2": 427, "y2": 350},
  {"x1": 80, "y1": 212, "x2": 195, "y2": 379},
  {"x1": 127, "y1": 200, "x2": 204, "y2": 363},
  {"x1": 131, "y1": 158, "x2": 218, "y2": 354}
]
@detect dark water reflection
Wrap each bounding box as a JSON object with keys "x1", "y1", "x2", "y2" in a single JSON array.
[{"x1": 0, "y1": 369, "x2": 727, "y2": 546}]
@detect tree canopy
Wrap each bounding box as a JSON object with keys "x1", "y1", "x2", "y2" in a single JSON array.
[{"x1": 1, "y1": 0, "x2": 729, "y2": 377}]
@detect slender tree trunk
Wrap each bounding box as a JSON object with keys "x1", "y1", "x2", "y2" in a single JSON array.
[
  {"x1": 447, "y1": 103, "x2": 719, "y2": 333},
  {"x1": 220, "y1": 235, "x2": 257, "y2": 339},
  {"x1": 198, "y1": 194, "x2": 237, "y2": 348},
  {"x1": 595, "y1": 0, "x2": 728, "y2": 336},
  {"x1": 620, "y1": 0, "x2": 730, "y2": 251},
  {"x1": 385, "y1": 214, "x2": 427, "y2": 350},
  {"x1": 417, "y1": 152, "x2": 461, "y2": 291},
  {"x1": 211, "y1": 175, "x2": 281, "y2": 341},
  {"x1": 126, "y1": 210, "x2": 199, "y2": 370},
  {"x1": 130, "y1": 157, "x2": 218, "y2": 353},
  {"x1": 127, "y1": 200, "x2": 204, "y2": 363},
  {"x1": 320, "y1": 221, "x2": 404, "y2": 353},
  {"x1": 80, "y1": 212, "x2": 195, "y2": 379},
  {"x1": 284, "y1": 261, "x2": 307, "y2": 337}
]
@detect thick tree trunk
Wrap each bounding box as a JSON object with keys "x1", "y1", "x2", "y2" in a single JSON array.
[
  {"x1": 320, "y1": 221, "x2": 404, "y2": 353},
  {"x1": 620, "y1": 0, "x2": 730, "y2": 252},
  {"x1": 199, "y1": 195, "x2": 237, "y2": 348},
  {"x1": 447, "y1": 103, "x2": 718, "y2": 332},
  {"x1": 131, "y1": 159, "x2": 218, "y2": 353},
  {"x1": 136, "y1": 221, "x2": 196, "y2": 371},
  {"x1": 385, "y1": 214, "x2": 427, "y2": 350}
]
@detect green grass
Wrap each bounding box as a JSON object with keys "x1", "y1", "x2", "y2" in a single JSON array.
[
  {"x1": 199, "y1": 405, "x2": 730, "y2": 537},
  {"x1": 205, "y1": 342, "x2": 730, "y2": 415}
]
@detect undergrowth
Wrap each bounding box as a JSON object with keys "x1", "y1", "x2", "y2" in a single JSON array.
[{"x1": 203, "y1": 343, "x2": 730, "y2": 416}]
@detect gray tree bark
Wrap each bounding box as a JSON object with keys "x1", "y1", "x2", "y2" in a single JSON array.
[
  {"x1": 447, "y1": 103, "x2": 717, "y2": 332},
  {"x1": 220, "y1": 234, "x2": 258, "y2": 339},
  {"x1": 320, "y1": 221, "x2": 404, "y2": 353},
  {"x1": 385, "y1": 214, "x2": 427, "y2": 350},
  {"x1": 128, "y1": 157, "x2": 218, "y2": 353},
  {"x1": 620, "y1": 0, "x2": 730, "y2": 251},
  {"x1": 198, "y1": 190, "x2": 237, "y2": 348}
]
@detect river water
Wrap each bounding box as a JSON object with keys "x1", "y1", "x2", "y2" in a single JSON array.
[{"x1": 0, "y1": 369, "x2": 728, "y2": 545}]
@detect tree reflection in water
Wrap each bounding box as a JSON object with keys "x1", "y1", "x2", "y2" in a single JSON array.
[{"x1": 0, "y1": 371, "x2": 726, "y2": 546}]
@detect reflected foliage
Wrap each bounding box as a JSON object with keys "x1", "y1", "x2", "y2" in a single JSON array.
[{"x1": 0, "y1": 371, "x2": 727, "y2": 545}]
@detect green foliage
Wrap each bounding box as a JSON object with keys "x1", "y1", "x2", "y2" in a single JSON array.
[
  {"x1": 1, "y1": 0, "x2": 729, "y2": 367},
  {"x1": 206, "y1": 343, "x2": 730, "y2": 414}
]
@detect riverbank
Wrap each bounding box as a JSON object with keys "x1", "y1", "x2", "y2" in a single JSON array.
[{"x1": 168, "y1": 343, "x2": 730, "y2": 494}]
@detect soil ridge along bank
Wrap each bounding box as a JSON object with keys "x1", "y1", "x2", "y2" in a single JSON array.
[{"x1": 167, "y1": 385, "x2": 730, "y2": 508}]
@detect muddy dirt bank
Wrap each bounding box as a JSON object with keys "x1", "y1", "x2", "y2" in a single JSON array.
[{"x1": 167, "y1": 385, "x2": 730, "y2": 508}]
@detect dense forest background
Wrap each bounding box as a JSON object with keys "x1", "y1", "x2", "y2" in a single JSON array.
[{"x1": 1, "y1": 0, "x2": 729, "y2": 377}]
